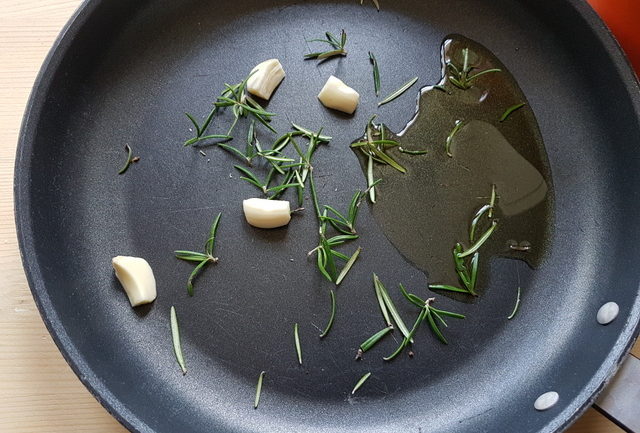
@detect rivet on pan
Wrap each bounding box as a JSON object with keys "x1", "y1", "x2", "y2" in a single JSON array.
[
  {"x1": 534, "y1": 391, "x2": 559, "y2": 411},
  {"x1": 597, "y1": 302, "x2": 619, "y2": 325}
]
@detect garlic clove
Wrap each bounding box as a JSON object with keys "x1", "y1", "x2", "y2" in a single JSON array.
[
  {"x1": 243, "y1": 198, "x2": 291, "y2": 229},
  {"x1": 247, "y1": 59, "x2": 286, "y2": 100},
  {"x1": 112, "y1": 256, "x2": 157, "y2": 307},
  {"x1": 317, "y1": 75, "x2": 360, "y2": 114}
]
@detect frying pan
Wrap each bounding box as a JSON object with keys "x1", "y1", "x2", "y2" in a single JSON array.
[{"x1": 14, "y1": 0, "x2": 640, "y2": 432}]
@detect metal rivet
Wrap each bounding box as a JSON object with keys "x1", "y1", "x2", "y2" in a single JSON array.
[
  {"x1": 534, "y1": 391, "x2": 559, "y2": 411},
  {"x1": 597, "y1": 302, "x2": 619, "y2": 325}
]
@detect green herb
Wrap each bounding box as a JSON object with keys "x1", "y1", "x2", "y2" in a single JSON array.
[
  {"x1": 378, "y1": 77, "x2": 418, "y2": 107},
  {"x1": 335, "y1": 247, "x2": 362, "y2": 285},
  {"x1": 447, "y1": 47, "x2": 501, "y2": 90},
  {"x1": 428, "y1": 284, "x2": 470, "y2": 294},
  {"x1": 470, "y1": 204, "x2": 492, "y2": 242},
  {"x1": 457, "y1": 220, "x2": 498, "y2": 258},
  {"x1": 351, "y1": 372, "x2": 372, "y2": 395},
  {"x1": 398, "y1": 147, "x2": 428, "y2": 155},
  {"x1": 507, "y1": 286, "x2": 521, "y2": 320},
  {"x1": 254, "y1": 371, "x2": 265, "y2": 409},
  {"x1": 175, "y1": 213, "x2": 221, "y2": 296},
  {"x1": 499, "y1": 102, "x2": 526, "y2": 122},
  {"x1": 305, "y1": 30, "x2": 347, "y2": 61},
  {"x1": 374, "y1": 273, "x2": 392, "y2": 327},
  {"x1": 352, "y1": 116, "x2": 406, "y2": 173},
  {"x1": 445, "y1": 121, "x2": 463, "y2": 157},
  {"x1": 360, "y1": 0, "x2": 380, "y2": 10},
  {"x1": 170, "y1": 306, "x2": 187, "y2": 375},
  {"x1": 373, "y1": 274, "x2": 412, "y2": 342},
  {"x1": 118, "y1": 144, "x2": 139, "y2": 175},
  {"x1": 290, "y1": 123, "x2": 332, "y2": 142},
  {"x1": 357, "y1": 326, "x2": 393, "y2": 359},
  {"x1": 367, "y1": 155, "x2": 376, "y2": 203},
  {"x1": 369, "y1": 52, "x2": 381, "y2": 96},
  {"x1": 294, "y1": 323, "x2": 302, "y2": 365},
  {"x1": 488, "y1": 184, "x2": 497, "y2": 218},
  {"x1": 319, "y1": 290, "x2": 336, "y2": 338},
  {"x1": 433, "y1": 84, "x2": 450, "y2": 93}
]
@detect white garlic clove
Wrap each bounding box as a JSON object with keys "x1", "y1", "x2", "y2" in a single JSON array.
[
  {"x1": 247, "y1": 59, "x2": 286, "y2": 100},
  {"x1": 243, "y1": 198, "x2": 291, "y2": 229},
  {"x1": 317, "y1": 75, "x2": 360, "y2": 114},
  {"x1": 112, "y1": 256, "x2": 157, "y2": 307}
]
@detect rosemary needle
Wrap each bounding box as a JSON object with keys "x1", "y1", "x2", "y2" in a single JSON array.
[
  {"x1": 319, "y1": 290, "x2": 336, "y2": 338},
  {"x1": 378, "y1": 77, "x2": 418, "y2": 107},
  {"x1": 499, "y1": 102, "x2": 526, "y2": 122},
  {"x1": 445, "y1": 121, "x2": 464, "y2": 157},
  {"x1": 457, "y1": 220, "x2": 498, "y2": 258},
  {"x1": 351, "y1": 372, "x2": 372, "y2": 395},
  {"x1": 359, "y1": 326, "x2": 393, "y2": 354},
  {"x1": 305, "y1": 30, "x2": 348, "y2": 61},
  {"x1": 508, "y1": 286, "x2": 521, "y2": 320},
  {"x1": 335, "y1": 247, "x2": 362, "y2": 285},
  {"x1": 170, "y1": 306, "x2": 187, "y2": 375},
  {"x1": 118, "y1": 144, "x2": 135, "y2": 175},
  {"x1": 375, "y1": 274, "x2": 412, "y2": 342},
  {"x1": 294, "y1": 323, "x2": 303, "y2": 365},
  {"x1": 369, "y1": 52, "x2": 381, "y2": 96},
  {"x1": 254, "y1": 371, "x2": 265, "y2": 409},
  {"x1": 373, "y1": 274, "x2": 392, "y2": 327}
]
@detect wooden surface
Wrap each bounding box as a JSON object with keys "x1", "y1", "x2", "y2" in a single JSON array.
[{"x1": 0, "y1": 1, "x2": 636, "y2": 432}]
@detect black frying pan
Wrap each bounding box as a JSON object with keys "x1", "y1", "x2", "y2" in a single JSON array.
[{"x1": 14, "y1": 0, "x2": 640, "y2": 432}]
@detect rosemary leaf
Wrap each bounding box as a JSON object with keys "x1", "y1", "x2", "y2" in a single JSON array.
[
  {"x1": 429, "y1": 284, "x2": 469, "y2": 294},
  {"x1": 425, "y1": 308, "x2": 448, "y2": 344},
  {"x1": 367, "y1": 155, "x2": 376, "y2": 203},
  {"x1": 327, "y1": 234, "x2": 359, "y2": 245},
  {"x1": 376, "y1": 275, "x2": 412, "y2": 341},
  {"x1": 316, "y1": 247, "x2": 333, "y2": 282},
  {"x1": 234, "y1": 165, "x2": 264, "y2": 190},
  {"x1": 305, "y1": 30, "x2": 347, "y2": 61},
  {"x1": 319, "y1": 290, "x2": 336, "y2": 338},
  {"x1": 174, "y1": 251, "x2": 209, "y2": 262},
  {"x1": 170, "y1": 306, "x2": 187, "y2": 374},
  {"x1": 378, "y1": 77, "x2": 418, "y2": 107},
  {"x1": 373, "y1": 273, "x2": 392, "y2": 327},
  {"x1": 399, "y1": 283, "x2": 425, "y2": 308},
  {"x1": 254, "y1": 371, "x2": 265, "y2": 409},
  {"x1": 351, "y1": 372, "x2": 372, "y2": 395},
  {"x1": 470, "y1": 204, "x2": 492, "y2": 242},
  {"x1": 335, "y1": 247, "x2": 362, "y2": 285},
  {"x1": 118, "y1": 144, "x2": 134, "y2": 175},
  {"x1": 187, "y1": 259, "x2": 210, "y2": 296},
  {"x1": 369, "y1": 52, "x2": 381, "y2": 96},
  {"x1": 331, "y1": 250, "x2": 351, "y2": 261},
  {"x1": 294, "y1": 323, "x2": 303, "y2": 365},
  {"x1": 488, "y1": 184, "x2": 497, "y2": 218},
  {"x1": 445, "y1": 121, "x2": 464, "y2": 157},
  {"x1": 499, "y1": 102, "x2": 526, "y2": 122},
  {"x1": 359, "y1": 326, "x2": 393, "y2": 353},
  {"x1": 398, "y1": 147, "x2": 428, "y2": 155},
  {"x1": 291, "y1": 123, "x2": 333, "y2": 142},
  {"x1": 371, "y1": 0, "x2": 380, "y2": 10},
  {"x1": 457, "y1": 220, "x2": 498, "y2": 258},
  {"x1": 470, "y1": 252, "x2": 479, "y2": 291},
  {"x1": 507, "y1": 286, "x2": 521, "y2": 320}
]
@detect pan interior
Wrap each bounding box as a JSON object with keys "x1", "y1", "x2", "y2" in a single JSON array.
[{"x1": 16, "y1": 0, "x2": 640, "y2": 432}]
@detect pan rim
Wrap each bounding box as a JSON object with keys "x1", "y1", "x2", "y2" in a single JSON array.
[{"x1": 12, "y1": 0, "x2": 640, "y2": 432}]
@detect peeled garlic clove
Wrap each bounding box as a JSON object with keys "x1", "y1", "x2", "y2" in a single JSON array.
[
  {"x1": 112, "y1": 256, "x2": 157, "y2": 307},
  {"x1": 317, "y1": 75, "x2": 360, "y2": 114},
  {"x1": 247, "y1": 59, "x2": 286, "y2": 100},
  {"x1": 243, "y1": 198, "x2": 291, "y2": 229}
]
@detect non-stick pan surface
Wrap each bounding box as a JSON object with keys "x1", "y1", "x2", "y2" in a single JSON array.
[{"x1": 14, "y1": 0, "x2": 640, "y2": 432}]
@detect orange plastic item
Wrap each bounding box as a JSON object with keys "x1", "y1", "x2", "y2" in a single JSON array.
[{"x1": 587, "y1": 0, "x2": 640, "y2": 75}]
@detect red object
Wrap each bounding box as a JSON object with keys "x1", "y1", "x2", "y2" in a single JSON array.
[{"x1": 587, "y1": 0, "x2": 640, "y2": 75}]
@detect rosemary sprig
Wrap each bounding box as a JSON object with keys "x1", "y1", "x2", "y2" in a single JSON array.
[
  {"x1": 294, "y1": 323, "x2": 302, "y2": 365},
  {"x1": 319, "y1": 290, "x2": 336, "y2": 338},
  {"x1": 447, "y1": 47, "x2": 501, "y2": 90},
  {"x1": 170, "y1": 306, "x2": 187, "y2": 375},
  {"x1": 369, "y1": 52, "x2": 381, "y2": 96},
  {"x1": 445, "y1": 120, "x2": 463, "y2": 157},
  {"x1": 351, "y1": 372, "x2": 372, "y2": 395},
  {"x1": 352, "y1": 116, "x2": 406, "y2": 173},
  {"x1": 118, "y1": 144, "x2": 139, "y2": 174},
  {"x1": 378, "y1": 77, "x2": 418, "y2": 107},
  {"x1": 499, "y1": 102, "x2": 526, "y2": 122},
  {"x1": 305, "y1": 30, "x2": 347, "y2": 61},
  {"x1": 356, "y1": 326, "x2": 393, "y2": 359},
  {"x1": 175, "y1": 213, "x2": 221, "y2": 296},
  {"x1": 254, "y1": 371, "x2": 265, "y2": 409},
  {"x1": 507, "y1": 286, "x2": 521, "y2": 320}
]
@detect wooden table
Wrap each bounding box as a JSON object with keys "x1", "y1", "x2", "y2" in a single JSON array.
[{"x1": 0, "y1": 1, "x2": 636, "y2": 432}]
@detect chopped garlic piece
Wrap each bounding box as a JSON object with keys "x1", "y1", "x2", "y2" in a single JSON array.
[
  {"x1": 112, "y1": 256, "x2": 157, "y2": 307},
  {"x1": 317, "y1": 75, "x2": 360, "y2": 114},
  {"x1": 247, "y1": 59, "x2": 286, "y2": 100},
  {"x1": 243, "y1": 198, "x2": 291, "y2": 229}
]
